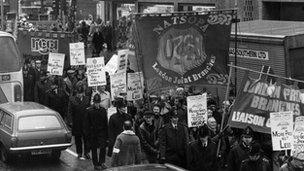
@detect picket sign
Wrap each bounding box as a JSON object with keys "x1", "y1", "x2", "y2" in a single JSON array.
[
  {"x1": 69, "y1": 42, "x2": 85, "y2": 66},
  {"x1": 187, "y1": 93, "x2": 207, "y2": 128},
  {"x1": 47, "y1": 52, "x2": 65, "y2": 76},
  {"x1": 86, "y1": 57, "x2": 106, "y2": 87}
]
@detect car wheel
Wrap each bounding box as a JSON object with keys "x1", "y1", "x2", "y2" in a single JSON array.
[
  {"x1": 51, "y1": 150, "x2": 61, "y2": 161},
  {"x1": 0, "y1": 145, "x2": 11, "y2": 163}
]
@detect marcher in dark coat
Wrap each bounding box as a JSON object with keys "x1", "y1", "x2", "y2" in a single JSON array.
[
  {"x1": 188, "y1": 125, "x2": 218, "y2": 171},
  {"x1": 240, "y1": 143, "x2": 271, "y2": 171},
  {"x1": 70, "y1": 86, "x2": 90, "y2": 160},
  {"x1": 23, "y1": 62, "x2": 36, "y2": 101},
  {"x1": 86, "y1": 94, "x2": 108, "y2": 170},
  {"x1": 159, "y1": 111, "x2": 189, "y2": 168},
  {"x1": 228, "y1": 126, "x2": 254, "y2": 171},
  {"x1": 111, "y1": 120, "x2": 141, "y2": 167},
  {"x1": 91, "y1": 26, "x2": 105, "y2": 57},
  {"x1": 138, "y1": 111, "x2": 159, "y2": 163},
  {"x1": 103, "y1": 21, "x2": 113, "y2": 51},
  {"x1": 108, "y1": 97, "x2": 132, "y2": 157}
]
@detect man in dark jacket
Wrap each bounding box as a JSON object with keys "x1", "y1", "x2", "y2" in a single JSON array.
[
  {"x1": 240, "y1": 143, "x2": 271, "y2": 171},
  {"x1": 108, "y1": 97, "x2": 132, "y2": 157},
  {"x1": 86, "y1": 94, "x2": 108, "y2": 170},
  {"x1": 91, "y1": 26, "x2": 104, "y2": 57},
  {"x1": 159, "y1": 110, "x2": 189, "y2": 169},
  {"x1": 138, "y1": 111, "x2": 159, "y2": 163},
  {"x1": 188, "y1": 125, "x2": 218, "y2": 171},
  {"x1": 228, "y1": 126, "x2": 254, "y2": 171},
  {"x1": 70, "y1": 86, "x2": 91, "y2": 160}
]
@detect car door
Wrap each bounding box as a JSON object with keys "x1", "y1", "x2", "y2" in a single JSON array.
[{"x1": 0, "y1": 111, "x2": 13, "y2": 149}]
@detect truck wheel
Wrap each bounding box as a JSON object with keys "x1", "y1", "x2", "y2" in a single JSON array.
[
  {"x1": 0, "y1": 145, "x2": 11, "y2": 163},
  {"x1": 51, "y1": 150, "x2": 61, "y2": 161}
]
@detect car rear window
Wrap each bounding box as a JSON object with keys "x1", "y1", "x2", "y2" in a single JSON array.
[{"x1": 18, "y1": 115, "x2": 62, "y2": 131}]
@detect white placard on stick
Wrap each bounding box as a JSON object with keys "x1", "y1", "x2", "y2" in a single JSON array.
[
  {"x1": 86, "y1": 57, "x2": 106, "y2": 87},
  {"x1": 292, "y1": 116, "x2": 304, "y2": 158},
  {"x1": 110, "y1": 72, "x2": 126, "y2": 100},
  {"x1": 104, "y1": 54, "x2": 119, "y2": 75},
  {"x1": 270, "y1": 111, "x2": 293, "y2": 151},
  {"x1": 69, "y1": 42, "x2": 85, "y2": 65},
  {"x1": 47, "y1": 52, "x2": 65, "y2": 76},
  {"x1": 127, "y1": 72, "x2": 144, "y2": 101},
  {"x1": 187, "y1": 93, "x2": 207, "y2": 128}
]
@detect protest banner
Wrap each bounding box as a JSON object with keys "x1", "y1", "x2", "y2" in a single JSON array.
[
  {"x1": 292, "y1": 116, "x2": 304, "y2": 156},
  {"x1": 110, "y1": 72, "x2": 127, "y2": 100},
  {"x1": 47, "y1": 52, "x2": 65, "y2": 76},
  {"x1": 134, "y1": 11, "x2": 234, "y2": 92},
  {"x1": 69, "y1": 42, "x2": 85, "y2": 66},
  {"x1": 86, "y1": 57, "x2": 106, "y2": 87},
  {"x1": 270, "y1": 111, "x2": 293, "y2": 151},
  {"x1": 104, "y1": 54, "x2": 119, "y2": 75},
  {"x1": 228, "y1": 71, "x2": 304, "y2": 134},
  {"x1": 127, "y1": 72, "x2": 144, "y2": 101},
  {"x1": 187, "y1": 93, "x2": 207, "y2": 128}
]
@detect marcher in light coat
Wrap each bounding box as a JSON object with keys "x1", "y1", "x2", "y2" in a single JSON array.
[{"x1": 111, "y1": 120, "x2": 141, "y2": 167}]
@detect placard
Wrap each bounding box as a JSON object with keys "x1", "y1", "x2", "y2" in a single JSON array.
[
  {"x1": 117, "y1": 49, "x2": 129, "y2": 73},
  {"x1": 270, "y1": 111, "x2": 293, "y2": 151},
  {"x1": 47, "y1": 52, "x2": 65, "y2": 76},
  {"x1": 110, "y1": 72, "x2": 127, "y2": 100},
  {"x1": 292, "y1": 116, "x2": 304, "y2": 158},
  {"x1": 69, "y1": 42, "x2": 85, "y2": 65},
  {"x1": 187, "y1": 93, "x2": 207, "y2": 127},
  {"x1": 127, "y1": 72, "x2": 144, "y2": 101},
  {"x1": 104, "y1": 54, "x2": 119, "y2": 75},
  {"x1": 86, "y1": 57, "x2": 106, "y2": 87}
]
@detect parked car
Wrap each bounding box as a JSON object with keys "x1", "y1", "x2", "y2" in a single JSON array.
[
  {"x1": 0, "y1": 102, "x2": 72, "y2": 162},
  {"x1": 104, "y1": 163, "x2": 188, "y2": 171}
]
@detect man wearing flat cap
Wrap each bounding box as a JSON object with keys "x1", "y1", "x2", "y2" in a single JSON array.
[
  {"x1": 228, "y1": 126, "x2": 254, "y2": 171},
  {"x1": 188, "y1": 125, "x2": 218, "y2": 171},
  {"x1": 138, "y1": 111, "x2": 159, "y2": 163},
  {"x1": 240, "y1": 142, "x2": 271, "y2": 171},
  {"x1": 159, "y1": 110, "x2": 189, "y2": 168}
]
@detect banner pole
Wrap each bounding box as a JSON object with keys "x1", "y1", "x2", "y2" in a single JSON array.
[
  {"x1": 228, "y1": 64, "x2": 304, "y2": 84},
  {"x1": 216, "y1": 62, "x2": 233, "y2": 157}
]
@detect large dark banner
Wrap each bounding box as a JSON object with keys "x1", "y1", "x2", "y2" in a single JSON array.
[
  {"x1": 134, "y1": 11, "x2": 234, "y2": 91},
  {"x1": 228, "y1": 72, "x2": 304, "y2": 134},
  {"x1": 17, "y1": 29, "x2": 77, "y2": 68}
]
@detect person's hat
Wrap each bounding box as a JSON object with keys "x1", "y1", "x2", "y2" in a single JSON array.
[
  {"x1": 113, "y1": 96, "x2": 126, "y2": 108},
  {"x1": 242, "y1": 126, "x2": 254, "y2": 137},
  {"x1": 67, "y1": 70, "x2": 75, "y2": 74},
  {"x1": 199, "y1": 125, "x2": 210, "y2": 138},
  {"x1": 169, "y1": 109, "x2": 179, "y2": 118},
  {"x1": 249, "y1": 143, "x2": 261, "y2": 156},
  {"x1": 143, "y1": 111, "x2": 155, "y2": 116},
  {"x1": 35, "y1": 60, "x2": 41, "y2": 64},
  {"x1": 93, "y1": 94, "x2": 101, "y2": 103}
]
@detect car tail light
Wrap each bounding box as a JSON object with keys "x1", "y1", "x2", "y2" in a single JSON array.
[
  {"x1": 65, "y1": 131, "x2": 72, "y2": 142},
  {"x1": 14, "y1": 84, "x2": 22, "y2": 102},
  {"x1": 11, "y1": 136, "x2": 18, "y2": 147}
]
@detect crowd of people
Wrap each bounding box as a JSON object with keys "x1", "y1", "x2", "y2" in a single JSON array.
[{"x1": 19, "y1": 16, "x2": 304, "y2": 171}]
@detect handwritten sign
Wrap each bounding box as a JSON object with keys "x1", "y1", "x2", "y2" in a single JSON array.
[
  {"x1": 47, "y1": 52, "x2": 65, "y2": 76},
  {"x1": 127, "y1": 72, "x2": 144, "y2": 101},
  {"x1": 117, "y1": 49, "x2": 129, "y2": 73},
  {"x1": 292, "y1": 116, "x2": 304, "y2": 158},
  {"x1": 110, "y1": 72, "x2": 126, "y2": 100},
  {"x1": 187, "y1": 93, "x2": 207, "y2": 127},
  {"x1": 270, "y1": 111, "x2": 293, "y2": 151},
  {"x1": 86, "y1": 57, "x2": 106, "y2": 87},
  {"x1": 69, "y1": 42, "x2": 85, "y2": 65}
]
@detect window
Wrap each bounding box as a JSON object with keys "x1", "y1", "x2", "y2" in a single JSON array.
[
  {"x1": 0, "y1": 37, "x2": 21, "y2": 73},
  {"x1": 3, "y1": 114, "x2": 12, "y2": 129},
  {"x1": 18, "y1": 115, "x2": 62, "y2": 131}
]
